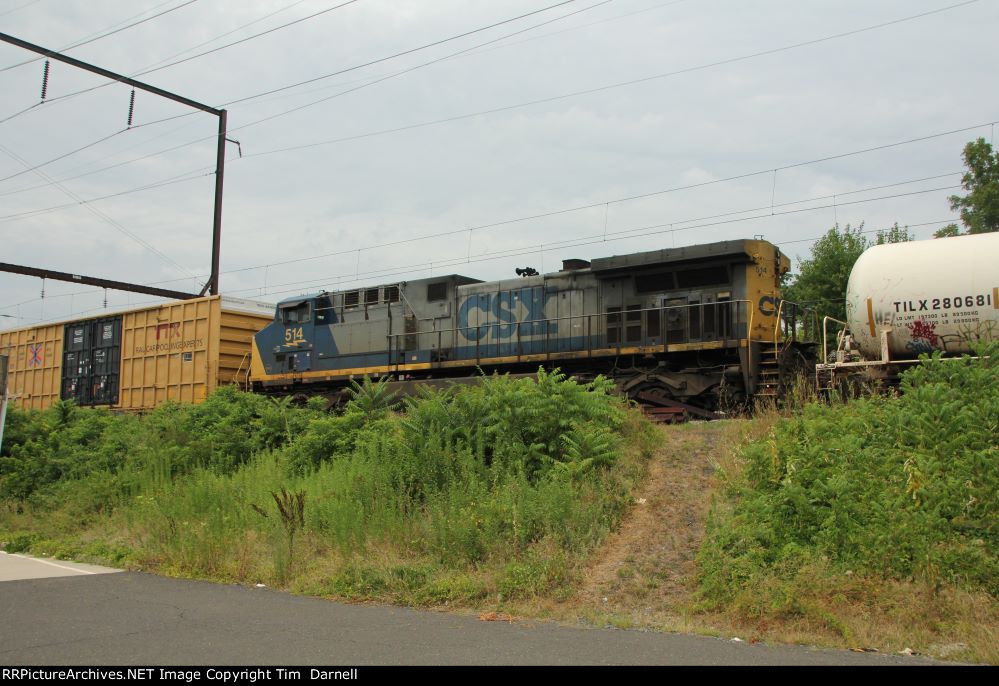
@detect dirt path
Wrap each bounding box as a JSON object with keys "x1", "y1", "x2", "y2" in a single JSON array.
[{"x1": 576, "y1": 422, "x2": 732, "y2": 624}]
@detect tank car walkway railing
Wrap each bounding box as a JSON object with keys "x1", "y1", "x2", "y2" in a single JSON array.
[
  {"x1": 821, "y1": 316, "x2": 851, "y2": 366},
  {"x1": 385, "y1": 300, "x2": 756, "y2": 373}
]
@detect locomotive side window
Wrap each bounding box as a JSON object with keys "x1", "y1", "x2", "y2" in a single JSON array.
[
  {"x1": 689, "y1": 300, "x2": 701, "y2": 339},
  {"x1": 282, "y1": 301, "x2": 311, "y2": 324},
  {"x1": 427, "y1": 282, "x2": 448, "y2": 302},
  {"x1": 315, "y1": 296, "x2": 333, "y2": 323},
  {"x1": 635, "y1": 272, "x2": 675, "y2": 293},
  {"x1": 607, "y1": 307, "x2": 622, "y2": 345},
  {"x1": 647, "y1": 308, "x2": 661, "y2": 340},
  {"x1": 626, "y1": 305, "x2": 642, "y2": 343},
  {"x1": 716, "y1": 297, "x2": 731, "y2": 338},
  {"x1": 676, "y1": 266, "x2": 728, "y2": 288}
]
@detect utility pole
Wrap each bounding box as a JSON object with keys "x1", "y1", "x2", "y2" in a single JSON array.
[{"x1": 0, "y1": 32, "x2": 228, "y2": 296}]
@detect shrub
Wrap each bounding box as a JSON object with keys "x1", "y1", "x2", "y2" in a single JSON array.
[{"x1": 699, "y1": 343, "x2": 999, "y2": 608}]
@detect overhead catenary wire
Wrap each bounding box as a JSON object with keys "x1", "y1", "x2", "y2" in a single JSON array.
[
  {"x1": 0, "y1": 0, "x2": 201, "y2": 73},
  {"x1": 229, "y1": 210, "x2": 962, "y2": 302},
  {"x1": 0, "y1": 115, "x2": 991, "y2": 249},
  {"x1": 215, "y1": 171, "x2": 966, "y2": 279},
  {"x1": 1, "y1": 0, "x2": 365, "y2": 110},
  {"x1": 0, "y1": 0, "x2": 44, "y2": 19},
  {"x1": 217, "y1": 0, "x2": 617, "y2": 133},
  {"x1": 0, "y1": 0, "x2": 609, "y2": 186},
  {"x1": 0, "y1": 168, "x2": 965, "y2": 313},
  {"x1": 7, "y1": 212, "x2": 959, "y2": 328},
  {"x1": 0, "y1": 143, "x2": 201, "y2": 282},
  {"x1": 11, "y1": 0, "x2": 976, "y2": 187},
  {"x1": 0, "y1": 165, "x2": 215, "y2": 223},
  {"x1": 241, "y1": 0, "x2": 981, "y2": 157}
]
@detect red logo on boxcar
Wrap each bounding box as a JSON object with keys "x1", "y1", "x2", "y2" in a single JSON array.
[
  {"x1": 27, "y1": 343, "x2": 43, "y2": 367},
  {"x1": 155, "y1": 323, "x2": 181, "y2": 339}
]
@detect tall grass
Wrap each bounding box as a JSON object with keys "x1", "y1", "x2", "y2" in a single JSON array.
[
  {"x1": 0, "y1": 369, "x2": 656, "y2": 602},
  {"x1": 699, "y1": 343, "x2": 999, "y2": 613}
]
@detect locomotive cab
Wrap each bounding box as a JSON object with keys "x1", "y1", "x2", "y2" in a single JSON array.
[{"x1": 258, "y1": 293, "x2": 335, "y2": 375}]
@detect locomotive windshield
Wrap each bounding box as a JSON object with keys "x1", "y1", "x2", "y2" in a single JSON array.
[{"x1": 280, "y1": 300, "x2": 311, "y2": 324}]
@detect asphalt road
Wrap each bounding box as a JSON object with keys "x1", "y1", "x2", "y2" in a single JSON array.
[{"x1": 0, "y1": 553, "x2": 939, "y2": 666}]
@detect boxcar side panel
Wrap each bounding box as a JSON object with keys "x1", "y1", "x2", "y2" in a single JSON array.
[{"x1": 0, "y1": 324, "x2": 62, "y2": 410}]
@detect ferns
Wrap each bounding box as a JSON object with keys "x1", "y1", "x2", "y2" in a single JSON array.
[{"x1": 700, "y1": 344, "x2": 999, "y2": 605}]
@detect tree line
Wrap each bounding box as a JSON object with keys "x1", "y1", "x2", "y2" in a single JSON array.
[{"x1": 783, "y1": 137, "x2": 999, "y2": 324}]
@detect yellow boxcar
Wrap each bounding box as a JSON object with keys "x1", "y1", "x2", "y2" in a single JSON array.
[{"x1": 0, "y1": 295, "x2": 274, "y2": 412}]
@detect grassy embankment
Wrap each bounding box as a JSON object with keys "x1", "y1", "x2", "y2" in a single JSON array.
[
  {"x1": 549, "y1": 344, "x2": 998, "y2": 663},
  {"x1": 2, "y1": 347, "x2": 997, "y2": 662},
  {"x1": 0, "y1": 369, "x2": 656, "y2": 605}
]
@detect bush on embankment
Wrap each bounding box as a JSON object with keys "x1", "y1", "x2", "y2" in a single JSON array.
[
  {"x1": 0, "y1": 369, "x2": 656, "y2": 603},
  {"x1": 699, "y1": 343, "x2": 999, "y2": 614}
]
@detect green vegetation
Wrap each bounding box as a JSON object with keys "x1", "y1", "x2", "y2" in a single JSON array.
[
  {"x1": 783, "y1": 222, "x2": 911, "y2": 339},
  {"x1": 0, "y1": 369, "x2": 656, "y2": 604},
  {"x1": 938, "y1": 137, "x2": 999, "y2": 237},
  {"x1": 699, "y1": 344, "x2": 999, "y2": 618}
]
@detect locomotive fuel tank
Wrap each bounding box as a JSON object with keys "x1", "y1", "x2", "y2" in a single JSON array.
[{"x1": 845, "y1": 232, "x2": 999, "y2": 360}]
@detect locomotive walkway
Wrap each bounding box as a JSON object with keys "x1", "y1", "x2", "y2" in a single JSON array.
[{"x1": 0, "y1": 554, "x2": 938, "y2": 666}]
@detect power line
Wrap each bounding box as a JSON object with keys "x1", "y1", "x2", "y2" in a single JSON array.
[
  {"x1": 0, "y1": 165, "x2": 214, "y2": 223},
  {"x1": 226, "y1": 121, "x2": 996, "y2": 273},
  {"x1": 0, "y1": 128, "x2": 127, "y2": 183},
  {"x1": 0, "y1": 114, "x2": 206, "y2": 197},
  {"x1": 0, "y1": 114, "x2": 989, "y2": 254},
  {"x1": 222, "y1": 0, "x2": 614, "y2": 133},
  {"x1": 0, "y1": 0, "x2": 201, "y2": 73},
  {"x1": 0, "y1": 170, "x2": 963, "y2": 311},
  {"x1": 129, "y1": 0, "x2": 314, "y2": 73},
  {"x1": 0, "y1": 0, "x2": 44, "y2": 19},
  {"x1": 0, "y1": 1, "x2": 607, "y2": 188},
  {"x1": 245, "y1": 0, "x2": 982, "y2": 158},
  {"x1": 0, "y1": 143, "x2": 200, "y2": 281},
  {"x1": 221, "y1": 0, "x2": 582, "y2": 106},
  {"x1": 219, "y1": 184, "x2": 961, "y2": 299},
  {"x1": 8, "y1": 0, "x2": 365, "y2": 109},
  {"x1": 5, "y1": 1, "x2": 985, "y2": 199},
  {"x1": 462, "y1": 0, "x2": 691, "y2": 58},
  {"x1": 9, "y1": 211, "x2": 959, "y2": 327},
  {"x1": 226, "y1": 0, "x2": 619, "y2": 110}
]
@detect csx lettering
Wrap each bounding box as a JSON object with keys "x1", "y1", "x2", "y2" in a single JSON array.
[
  {"x1": 457, "y1": 290, "x2": 555, "y2": 341},
  {"x1": 758, "y1": 295, "x2": 777, "y2": 317}
]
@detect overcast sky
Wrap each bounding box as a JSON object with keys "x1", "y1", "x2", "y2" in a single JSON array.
[{"x1": 1, "y1": 0, "x2": 997, "y2": 328}]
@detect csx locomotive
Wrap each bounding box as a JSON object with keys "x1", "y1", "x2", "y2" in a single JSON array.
[{"x1": 249, "y1": 238, "x2": 800, "y2": 412}]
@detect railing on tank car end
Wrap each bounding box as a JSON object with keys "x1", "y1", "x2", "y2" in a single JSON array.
[
  {"x1": 385, "y1": 300, "x2": 754, "y2": 373},
  {"x1": 820, "y1": 316, "x2": 850, "y2": 365}
]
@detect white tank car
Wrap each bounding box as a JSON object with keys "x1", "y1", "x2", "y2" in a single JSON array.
[{"x1": 845, "y1": 232, "x2": 999, "y2": 360}]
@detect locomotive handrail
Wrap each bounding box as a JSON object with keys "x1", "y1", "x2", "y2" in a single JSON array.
[{"x1": 385, "y1": 300, "x2": 755, "y2": 372}]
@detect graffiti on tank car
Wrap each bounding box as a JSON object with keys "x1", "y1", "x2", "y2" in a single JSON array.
[
  {"x1": 905, "y1": 319, "x2": 939, "y2": 354},
  {"x1": 457, "y1": 290, "x2": 556, "y2": 341}
]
